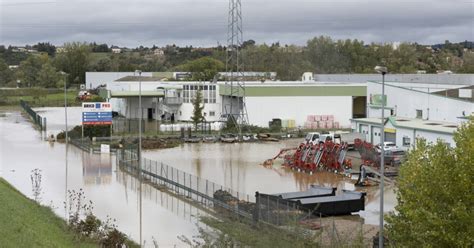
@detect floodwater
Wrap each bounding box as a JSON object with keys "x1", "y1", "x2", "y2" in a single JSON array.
[
  {"x1": 144, "y1": 142, "x2": 397, "y2": 225},
  {"x1": 0, "y1": 107, "x2": 396, "y2": 247},
  {"x1": 0, "y1": 110, "x2": 206, "y2": 247}
]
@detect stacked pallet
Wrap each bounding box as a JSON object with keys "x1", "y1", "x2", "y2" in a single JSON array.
[{"x1": 304, "y1": 115, "x2": 339, "y2": 129}]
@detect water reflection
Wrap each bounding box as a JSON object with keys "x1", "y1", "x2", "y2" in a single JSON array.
[
  {"x1": 0, "y1": 109, "x2": 204, "y2": 246},
  {"x1": 116, "y1": 169, "x2": 210, "y2": 223},
  {"x1": 82, "y1": 153, "x2": 112, "y2": 185}
]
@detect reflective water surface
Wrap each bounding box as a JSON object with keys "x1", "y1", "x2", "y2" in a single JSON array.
[{"x1": 0, "y1": 107, "x2": 396, "y2": 246}]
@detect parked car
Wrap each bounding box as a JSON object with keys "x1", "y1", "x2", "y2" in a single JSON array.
[
  {"x1": 383, "y1": 149, "x2": 406, "y2": 166},
  {"x1": 375, "y1": 142, "x2": 399, "y2": 152}
]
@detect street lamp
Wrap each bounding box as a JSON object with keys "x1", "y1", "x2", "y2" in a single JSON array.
[
  {"x1": 374, "y1": 65, "x2": 387, "y2": 248},
  {"x1": 135, "y1": 69, "x2": 142, "y2": 247},
  {"x1": 60, "y1": 71, "x2": 69, "y2": 221},
  {"x1": 60, "y1": 71, "x2": 69, "y2": 143}
]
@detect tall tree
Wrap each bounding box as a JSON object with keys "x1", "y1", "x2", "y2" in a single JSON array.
[
  {"x1": 386, "y1": 119, "x2": 474, "y2": 247},
  {"x1": 0, "y1": 58, "x2": 13, "y2": 86},
  {"x1": 34, "y1": 42, "x2": 56, "y2": 56},
  {"x1": 191, "y1": 89, "x2": 205, "y2": 130},
  {"x1": 17, "y1": 54, "x2": 49, "y2": 87},
  {"x1": 37, "y1": 62, "x2": 62, "y2": 88},
  {"x1": 54, "y1": 42, "x2": 91, "y2": 86},
  {"x1": 179, "y1": 57, "x2": 224, "y2": 81}
]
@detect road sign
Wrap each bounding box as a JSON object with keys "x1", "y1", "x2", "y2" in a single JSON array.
[{"x1": 82, "y1": 102, "x2": 112, "y2": 125}]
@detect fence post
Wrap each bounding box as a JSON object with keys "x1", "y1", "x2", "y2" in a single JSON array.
[
  {"x1": 253, "y1": 192, "x2": 260, "y2": 224},
  {"x1": 277, "y1": 197, "x2": 280, "y2": 225},
  {"x1": 267, "y1": 195, "x2": 270, "y2": 223}
]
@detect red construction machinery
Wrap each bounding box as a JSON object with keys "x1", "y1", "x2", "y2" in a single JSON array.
[{"x1": 267, "y1": 139, "x2": 352, "y2": 173}]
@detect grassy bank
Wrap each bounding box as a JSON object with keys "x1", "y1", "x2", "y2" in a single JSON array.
[
  {"x1": 0, "y1": 178, "x2": 98, "y2": 247},
  {"x1": 0, "y1": 88, "x2": 80, "y2": 107},
  {"x1": 200, "y1": 216, "x2": 318, "y2": 247}
]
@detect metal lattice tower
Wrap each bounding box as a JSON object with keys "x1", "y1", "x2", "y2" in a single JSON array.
[{"x1": 225, "y1": 0, "x2": 249, "y2": 133}]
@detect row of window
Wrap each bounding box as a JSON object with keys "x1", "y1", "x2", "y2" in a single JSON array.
[{"x1": 183, "y1": 85, "x2": 217, "y2": 104}]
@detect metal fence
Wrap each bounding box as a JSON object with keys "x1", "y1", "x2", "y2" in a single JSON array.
[
  {"x1": 70, "y1": 137, "x2": 120, "y2": 154},
  {"x1": 117, "y1": 148, "x2": 255, "y2": 220},
  {"x1": 20, "y1": 100, "x2": 46, "y2": 131}
]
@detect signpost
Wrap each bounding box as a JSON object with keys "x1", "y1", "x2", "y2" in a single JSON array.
[{"x1": 82, "y1": 102, "x2": 113, "y2": 144}]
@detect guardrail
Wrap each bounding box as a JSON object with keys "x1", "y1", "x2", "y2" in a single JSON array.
[{"x1": 20, "y1": 100, "x2": 46, "y2": 132}]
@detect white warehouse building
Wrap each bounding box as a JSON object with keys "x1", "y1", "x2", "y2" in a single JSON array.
[
  {"x1": 352, "y1": 80, "x2": 473, "y2": 149},
  {"x1": 100, "y1": 76, "x2": 367, "y2": 128}
]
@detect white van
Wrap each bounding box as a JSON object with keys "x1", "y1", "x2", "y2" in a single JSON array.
[{"x1": 304, "y1": 132, "x2": 321, "y2": 145}]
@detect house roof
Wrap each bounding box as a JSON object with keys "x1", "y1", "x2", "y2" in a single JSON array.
[{"x1": 351, "y1": 116, "x2": 461, "y2": 135}]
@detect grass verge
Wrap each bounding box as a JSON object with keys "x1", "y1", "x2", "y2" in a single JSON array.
[
  {"x1": 200, "y1": 216, "x2": 319, "y2": 248},
  {"x1": 0, "y1": 178, "x2": 98, "y2": 247}
]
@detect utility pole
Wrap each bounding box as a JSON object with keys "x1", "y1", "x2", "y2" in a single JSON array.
[{"x1": 225, "y1": 0, "x2": 249, "y2": 136}]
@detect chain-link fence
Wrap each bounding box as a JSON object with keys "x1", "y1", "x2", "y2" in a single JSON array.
[
  {"x1": 20, "y1": 100, "x2": 46, "y2": 131},
  {"x1": 70, "y1": 137, "x2": 120, "y2": 153},
  {"x1": 117, "y1": 148, "x2": 255, "y2": 220}
]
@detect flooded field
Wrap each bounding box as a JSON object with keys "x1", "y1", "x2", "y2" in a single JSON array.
[{"x1": 0, "y1": 107, "x2": 396, "y2": 246}]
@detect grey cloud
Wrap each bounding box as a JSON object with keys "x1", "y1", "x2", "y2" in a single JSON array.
[{"x1": 0, "y1": 0, "x2": 472, "y2": 46}]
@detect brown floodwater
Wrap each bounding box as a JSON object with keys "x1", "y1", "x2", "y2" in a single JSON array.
[
  {"x1": 143, "y1": 141, "x2": 397, "y2": 225},
  {"x1": 0, "y1": 107, "x2": 396, "y2": 246},
  {"x1": 0, "y1": 110, "x2": 206, "y2": 247}
]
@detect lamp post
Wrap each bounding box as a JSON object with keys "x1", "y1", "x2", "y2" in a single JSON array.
[
  {"x1": 61, "y1": 72, "x2": 69, "y2": 143},
  {"x1": 374, "y1": 65, "x2": 387, "y2": 248},
  {"x1": 135, "y1": 69, "x2": 143, "y2": 247},
  {"x1": 60, "y1": 71, "x2": 69, "y2": 221}
]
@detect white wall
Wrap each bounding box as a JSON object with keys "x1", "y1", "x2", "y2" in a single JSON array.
[
  {"x1": 367, "y1": 82, "x2": 473, "y2": 123},
  {"x1": 178, "y1": 102, "x2": 222, "y2": 122},
  {"x1": 245, "y1": 96, "x2": 353, "y2": 127},
  {"x1": 353, "y1": 121, "x2": 455, "y2": 149},
  {"x1": 414, "y1": 129, "x2": 455, "y2": 147}
]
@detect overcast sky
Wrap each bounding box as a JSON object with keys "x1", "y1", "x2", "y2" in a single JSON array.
[{"x1": 1, "y1": 0, "x2": 473, "y2": 47}]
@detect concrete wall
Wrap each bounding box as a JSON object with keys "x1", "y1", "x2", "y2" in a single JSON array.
[
  {"x1": 245, "y1": 96, "x2": 353, "y2": 128},
  {"x1": 367, "y1": 82, "x2": 473, "y2": 123}
]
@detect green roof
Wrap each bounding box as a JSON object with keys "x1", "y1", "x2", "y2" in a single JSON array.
[
  {"x1": 219, "y1": 84, "x2": 366, "y2": 97},
  {"x1": 110, "y1": 90, "x2": 164, "y2": 97}
]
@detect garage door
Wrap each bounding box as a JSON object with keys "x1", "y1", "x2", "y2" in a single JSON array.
[
  {"x1": 359, "y1": 124, "x2": 369, "y2": 141},
  {"x1": 371, "y1": 126, "x2": 381, "y2": 145}
]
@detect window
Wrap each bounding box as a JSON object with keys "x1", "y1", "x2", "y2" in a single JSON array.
[
  {"x1": 416, "y1": 109, "x2": 423, "y2": 119},
  {"x1": 209, "y1": 111, "x2": 215, "y2": 117},
  {"x1": 403, "y1": 136, "x2": 411, "y2": 146}
]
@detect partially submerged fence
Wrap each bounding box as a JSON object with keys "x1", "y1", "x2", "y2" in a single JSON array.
[
  {"x1": 117, "y1": 148, "x2": 254, "y2": 220},
  {"x1": 70, "y1": 137, "x2": 120, "y2": 154},
  {"x1": 20, "y1": 100, "x2": 46, "y2": 131}
]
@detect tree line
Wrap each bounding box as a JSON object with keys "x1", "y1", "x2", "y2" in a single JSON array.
[{"x1": 1, "y1": 37, "x2": 473, "y2": 88}]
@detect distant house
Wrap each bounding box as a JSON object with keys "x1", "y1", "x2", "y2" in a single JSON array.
[
  {"x1": 153, "y1": 48, "x2": 164, "y2": 56},
  {"x1": 111, "y1": 47, "x2": 122, "y2": 54},
  {"x1": 8, "y1": 65, "x2": 19, "y2": 69}
]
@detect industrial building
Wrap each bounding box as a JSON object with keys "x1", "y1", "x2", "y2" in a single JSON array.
[
  {"x1": 102, "y1": 77, "x2": 367, "y2": 128},
  {"x1": 90, "y1": 72, "x2": 473, "y2": 141},
  {"x1": 351, "y1": 79, "x2": 473, "y2": 148},
  {"x1": 351, "y1": 117, "x2": 459, "y2": 148}
]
